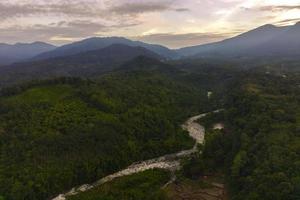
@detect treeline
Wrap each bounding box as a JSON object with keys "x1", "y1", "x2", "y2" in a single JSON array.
[
  {"x1": 198, "y1": 73, "x2": 300, "y2": 199},
  {"x1": 0, "y1": 71, "x2": 207, "y2": 200},
  {"x1": 181, "y1": 72, "x2": 300, "y2": 200},
  {"x1": 224, "y1": 73, "x2": 300, "y2": 200},
  {"x1": 0, "y1": 77, "x2": 88, "y2": 96}
]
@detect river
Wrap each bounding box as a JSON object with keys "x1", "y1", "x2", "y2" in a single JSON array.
[{"x1": 52, "y1": 111, "x2": 219, "y2": 200}]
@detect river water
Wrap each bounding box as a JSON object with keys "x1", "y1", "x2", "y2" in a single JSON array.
[{"x1": 52, "y1": 111, "x2": 213, "y2": 200}]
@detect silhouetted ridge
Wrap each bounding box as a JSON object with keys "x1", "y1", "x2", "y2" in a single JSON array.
[
  {"x1": 0, "y1": 44, "x2": 164, "y2": 86},
  {"x1": 0, "y1": 42, "x2": 56, "y2": 65},
  {"x1": 177, "y1": 22, "x2": 300, "y2": 58},
  {"x1": 33, "y1": 37, "x2": 178, "y2": 60}
]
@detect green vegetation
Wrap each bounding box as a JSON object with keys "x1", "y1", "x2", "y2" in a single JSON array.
[
  {"x1": 170, "y1": 71, "x2": 300, "y2": 200},
  {"x1": 188, "y1": 72, "x2": 300, "y2": 200},
  {"x1": 1, "y1": 53, "x2": 298, "y2": 200},
  {"x1": 224, "y1": 73, "x2": 300, "y2": 200},
  {"x1": 68, "y1": 169, "x2": 169, "y2": 200},
  {"x1": 0, "y1": 70, "x2": 208, "y2": 200}
]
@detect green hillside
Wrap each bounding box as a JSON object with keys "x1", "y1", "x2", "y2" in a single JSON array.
[
  {"x1": 185, "y1": 72, "x2": 300, "y2": 200},
  {"x1": 0, "y1": 70, "x2": 208, "y2": 200},
  {"x1": 224, "y1": 73, "x2": 300, "y2": 199}
]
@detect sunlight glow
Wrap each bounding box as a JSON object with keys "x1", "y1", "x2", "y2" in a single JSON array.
[{"x1": 0, "y1": 0, "x2": 300, "y2": 47}]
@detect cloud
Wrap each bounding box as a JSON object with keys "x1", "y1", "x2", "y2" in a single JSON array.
[
  {"x1": 259, "y1": 5, "x2": 300, "y2": 12},
  {"x1": 32, "y1": 20, "x2": 109, "y2": 37},
  {"x1": 174, "y1": 8, "x2": 190, "y2": 12},
  {"x1": 0, "y1": 1, "x2": 100, "y2": 19},
  {"x1": 0, "y1": 2, "x2": 41, "y2": 19},
  {"x1": 109, "y1": 1, "x2": 170, "y2": 14},
  {"x1": 274, "y1": 18, "x2": 300, "y2": 26},
  {"x1": 132, "y1": 32, "x2": 230, "y2": 49},
  {"x1": 1, "y1": 0, "x2": 300, "y2": 47},
  {"x1": 0, "y1": 0, "x2": 189, "y2": 20},
  {"x1": 0, "y1": 0, "x2": 145, "y2": 44},
  {"x1": 109, "y1": 1, "x2": 189, "y2": 15},
  {"x1": 0, "y1": 19, "x2": 140, "y2": 44}
]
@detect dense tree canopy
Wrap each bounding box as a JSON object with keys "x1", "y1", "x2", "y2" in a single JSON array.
[
  {"x1": 223, "y1": 73, "x2": 300, "y2": 199},
  {"x1": 1, "y1": 54, "x2": 298, "y2": 200},
  {"x1": 0, "y1": 71, "x2": 208, "y2": 200}
]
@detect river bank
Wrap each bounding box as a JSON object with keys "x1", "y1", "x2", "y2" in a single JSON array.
[{"x1": 52, "y1": 111, "x2": 214, "y2": 200}]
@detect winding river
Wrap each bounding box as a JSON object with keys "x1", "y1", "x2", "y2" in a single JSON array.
[{"x1": 52, "y1": 111, "x2": 219, "y2": 200}]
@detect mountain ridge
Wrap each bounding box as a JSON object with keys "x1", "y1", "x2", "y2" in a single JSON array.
[
  {"x1": 33, "y1": 37, "x2": 178, "y2": 61},
  {"x1": 0, "y1": 44, "x2": 164, "y2": 86},
  {"x1": 177, "y1": 22, "x2": 300, "y2": 58},
  {"x1": 0, "y1": 42, "x2": 56, "y2": 65}
]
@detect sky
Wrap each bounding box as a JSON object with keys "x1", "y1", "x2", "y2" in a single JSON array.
[{"x1": 0, "y1": 0, "x2": 300, "y2": 48}]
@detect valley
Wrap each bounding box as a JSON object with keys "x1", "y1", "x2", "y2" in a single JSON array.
[
  {"x1": 53, "y1": 110, "x2": 226, "y2": 200},
  {"x1": 0, "y1": 11, "x2": 299, "y2": 200},
  {"x1": 52, "y1": 111, "x2": 209, "y2": 200},
  {"x1": 0, "y1": 71, "x2": 211, "y2": 200}
]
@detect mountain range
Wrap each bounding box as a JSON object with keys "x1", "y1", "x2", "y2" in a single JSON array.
[
  {"x1": 32, "y1": 22, "x2": 300, "y2": 62},
  {"x1": 0, "y1": 42, "x2": 56, "y2": 65},
  {"x1": 0, "y1": 44, "x2": 163, "y2": 86},
  {"x1": 0, "y1": 22, "x2": 300, "y2": 85},
  {"x1": 177, "y1": 22, "x2": 300, "y2": 58},
  {"x1": 33, "y1": 37, "x2": 178, "y2": 61}
]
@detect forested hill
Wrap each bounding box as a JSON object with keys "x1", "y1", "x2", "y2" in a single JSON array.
[
  {"x1": 0, "y1": 44, "x2": 162, "y2": 87},
  {"x1": 117, "y1": 56, "x2": 179, "y2": 75},
  {"x1": 32, "y1": 37, "x2": 177, "y2": 61},
  {"x1": 221, "y1": 72, "x2": 300, "y2": 199},
  {"x1": 0, "y1": 67, "x2": 211, "y2": 200}
]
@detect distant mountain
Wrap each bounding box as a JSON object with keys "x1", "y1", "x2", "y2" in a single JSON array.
[
  {"x1": 177, "y1": 22, "x2": 300, "y2": 58},
  {"x1": 0, "y1": 42, "x2": 56, "y2": 65},
  {"x1": 0, "y1": 44, "x2": 163, "y2": 86},
  {"x1": 33, "y1": 37, "x2": 178, "y2": 60}
]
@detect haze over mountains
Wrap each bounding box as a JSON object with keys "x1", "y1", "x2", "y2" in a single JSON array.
[
  {"x1": 0, "y1": 44, "x2": 163, "y2": 86},
  {"x1": 0, "y1": 22, "x2": 300, "y2": 87},
  {"x1": 33, "y1": 37, "x2": 178, "y2": 61},
  {"x1": 32, "y1": 22, "x2": 300, "y2": 61},
  {"x1": 1, "y1": 22, "x2": 300, "y2": 68},
  {"x1": 0, "y1": 42, "x2": 56, "y2": 66},
  {"x1": 178, "y1": 22, "x2": 300, "y2": 58}
]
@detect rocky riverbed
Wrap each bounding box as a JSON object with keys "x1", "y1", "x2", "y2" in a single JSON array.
[{"x1": 52, "y1": 111, "x2": 215, "y2": 200}]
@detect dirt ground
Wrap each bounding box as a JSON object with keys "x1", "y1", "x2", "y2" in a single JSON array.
[{"x1": 165, "y1": 176, "x2": 228, "y2": 200}]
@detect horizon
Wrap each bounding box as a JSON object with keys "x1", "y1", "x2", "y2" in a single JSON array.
[
  {"x1": 1, "y1": 21, "x2": 300, "y2": 50},
  {"x1": 1, "y1": 0, "x2": 300, "y2": 48},
  {"x1": 0, "y1": 2, "x2": 300, "y2": 200}
]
